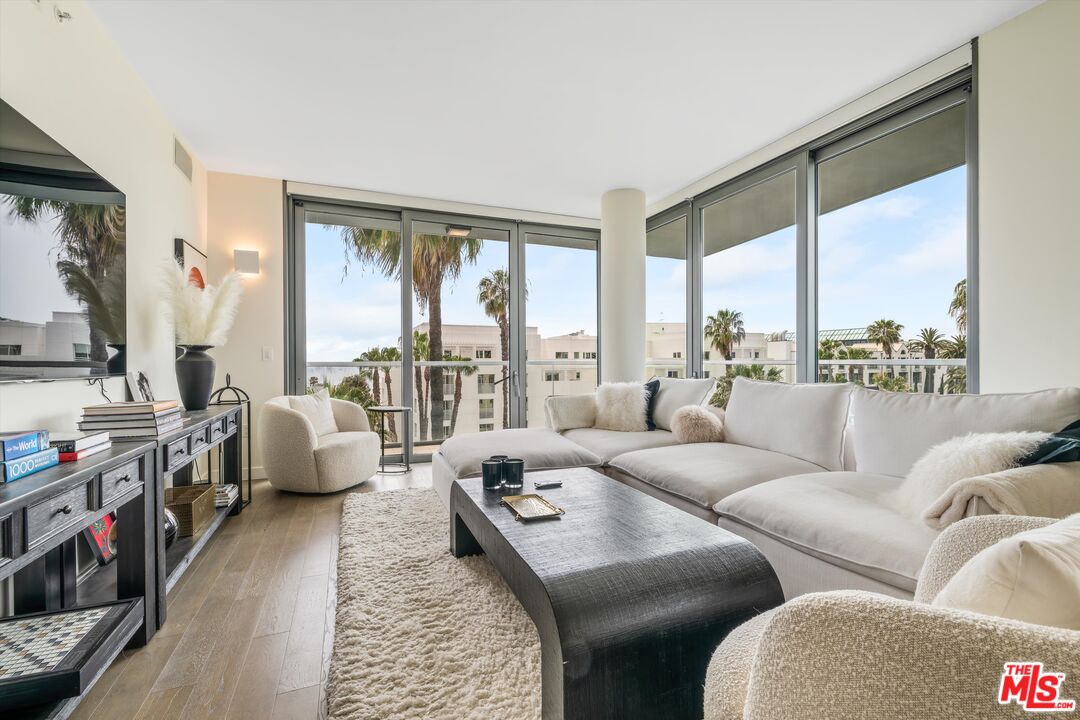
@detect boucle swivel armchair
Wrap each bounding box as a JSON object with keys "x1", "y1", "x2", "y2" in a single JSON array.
[
  {"x1": 704, "y1": 514, "x2": 1080, "y2": 720},
  {"x1": 260, "y1": 391, "x2": 380, "y2": 493}
]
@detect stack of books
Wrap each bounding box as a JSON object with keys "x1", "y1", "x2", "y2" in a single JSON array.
[
  {"x1": 1, "y1": 430, "x2": 59, "y2": 483},
  {"x1": 79, "y1": 400, "x2": 182, "y2": 439},
  {"x1": 215, "y1": 484, "x2": 239, "y2": 508},
  {"x1": 49, "y1": 431, "x2": 112, "y2": 462}
]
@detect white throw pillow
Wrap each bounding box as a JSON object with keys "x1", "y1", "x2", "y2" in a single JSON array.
[
  {"x1": 288, "y1": 388, "x2": 339, "y2": 436},
  {"x1": 650, "y1": 377, "x2": 716, "y2": 431},
  {"x1": 889, "y1": 432, "x2": 1050, "y2": 522},
  {"x1": 594, "y1": 382, "x2": 648, "y2": 432},
  {"x1": 670, "y1": 405, "x2": 724, "y2": 444},
  {"x1": 933, "y1": 513, "x2": 1080, "y2": 630},
  {"x1": 545, "y1": 394, "x2": 597, "y2": 432}
]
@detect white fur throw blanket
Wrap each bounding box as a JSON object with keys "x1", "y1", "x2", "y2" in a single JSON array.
[
  {"x1": 594, "y1": 382, "x2": 648, "y2": 432},
  {"x1": 890, "y1": 432, "x2": 1052, "y2": 529}
]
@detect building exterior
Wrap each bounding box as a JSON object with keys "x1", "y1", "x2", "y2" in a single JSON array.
[{"x1": 0, "y1": 311, "x2": 94, "y2": 378}]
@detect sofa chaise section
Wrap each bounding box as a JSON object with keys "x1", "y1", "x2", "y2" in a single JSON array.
[{"x1": 432, "y1": 428, "x2": 601, "y2": 507}]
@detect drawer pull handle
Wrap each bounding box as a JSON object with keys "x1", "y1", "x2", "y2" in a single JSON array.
[
  {"x1": 175, "y1": 448, "x2": 186, "y2": 456},
  {"x1": 59, "y1": 505, "x2": 73, "y2": 515},
  {"x1": 118, "y1": 474, "x2": 132, "y2": 483}
]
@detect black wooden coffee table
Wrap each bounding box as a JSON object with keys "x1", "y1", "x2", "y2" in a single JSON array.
[{"x1": 450, "y1": 467, "x2": 783, "y2": 720}]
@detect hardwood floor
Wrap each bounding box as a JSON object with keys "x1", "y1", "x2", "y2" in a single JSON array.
[{"x1": 70, "y1": 466, "x2": 433, "y2": 720}]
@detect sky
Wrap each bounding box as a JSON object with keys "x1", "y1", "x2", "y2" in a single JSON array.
[
  {"x1": 655, "y1": 165, "x2": 967, "y2": 340},
  {"x1": 307, "y1": 165, "x2": 966, "y2": 361},
  {"x1": 305, "y1": 224, "x2": 598, "y2": 361},
  {"x1": 0, "y1": 205, "x2": 82, "y2": 324}
]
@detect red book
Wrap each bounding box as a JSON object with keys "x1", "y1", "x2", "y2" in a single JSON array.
[{"x1": 58, "y1": 442, "x2": 112, "y2": 462}]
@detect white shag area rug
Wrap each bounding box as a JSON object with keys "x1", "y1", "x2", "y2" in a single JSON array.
[{"x1": 329, "y1": 488, "x2": 542, "y2": 720}]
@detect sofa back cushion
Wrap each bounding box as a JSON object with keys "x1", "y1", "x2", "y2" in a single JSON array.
[
  {"x1": 651, "y1": 377, "x2": 715, "y2": 431},
  {"x1": 852, "y1": 386, "x2": 1080, "y2": 478},
  {"x1": 287, "y1": 388, "x2": 339, "y2": 436},
  {"x1": 723, "y1": 378, "x2": 852, "y2": 471}
]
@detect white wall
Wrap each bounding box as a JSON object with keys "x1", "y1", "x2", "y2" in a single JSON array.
[
  {"x1": 0, "y1": 0, "x2": 206, "y2": 430},
  {"x1": 978, "y1": 0, "x2": 1080, "y2": 392},
  {"x1": 206, "y1": 172, "x2": 284, "y2": 478}
]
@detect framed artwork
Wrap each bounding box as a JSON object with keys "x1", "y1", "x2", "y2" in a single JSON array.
[
  {"x1": 82, "y1": 513, "x2": 116, "y2": 566},
  {"x1": 174, "y1": 237, "x2": 208, "y2": 282},
  {"x1": 126, "y1": 370, "x2": 155, "y2": 402}
]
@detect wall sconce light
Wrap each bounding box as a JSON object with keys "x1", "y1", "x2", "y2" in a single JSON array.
[{"x1": 234, "y1": 249, "x2": 260, "y2": 275}]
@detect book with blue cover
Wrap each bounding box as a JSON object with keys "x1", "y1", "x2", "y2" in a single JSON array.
[
  {"x1": 1, "y1": 447, "x2": 59, "y2": 483},
  {"x1": 0, "y1": 430, "x2": 50, "y2": 461}
]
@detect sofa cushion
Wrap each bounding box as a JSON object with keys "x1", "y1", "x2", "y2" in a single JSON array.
[
  {"x1": 437, "y1": 428, "x2": 601, "y2": 478},
  {"x1": 562, "y1": 428, "x2": 679, "y2": 464},
  {"x1": 595, "y1": 382, "x2": 648, "y2": 432},
  {"x1": 724, "y1": 378, "x2": 852, "y2": 471},
  {"x1": 651, "y1": 377, "x2": 716, "y2": 431},
  {"x1": 851, "y1": 386, "x2": 1080, "y2": 478},
  {"x1": 544, "y1": 394, "x2": 597, "y2": 432},
  {"x1": 714, "y1": 472, "x2": 940, "y2": 591},
  {"x1": 610, "y1": 442, "x2": 824, "y2": 510}
]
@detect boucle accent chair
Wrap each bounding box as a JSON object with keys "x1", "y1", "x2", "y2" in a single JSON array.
[
  {"x1": 704, "y1": 515, "x2": 1080, "y2": 720},
  {"x1": 260, "y1": 393, "x2": 380, "y2": 493}
]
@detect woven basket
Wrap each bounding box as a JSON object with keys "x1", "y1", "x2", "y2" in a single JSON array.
[{"x1": 165, "y1": 485, "x2": 215, "y2": 537}]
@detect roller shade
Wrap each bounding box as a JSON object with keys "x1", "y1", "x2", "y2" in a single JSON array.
[
  {"x1": 702, "y1": 170, "x2": 796, "y2": 256},
  {"x1": 819, "y1": 103, "x2": 965, "y2": 215}
]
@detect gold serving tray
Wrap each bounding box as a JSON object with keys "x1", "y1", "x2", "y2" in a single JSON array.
[{"x1": 501, "y1": 494, "x2": 565, "y2": 521}]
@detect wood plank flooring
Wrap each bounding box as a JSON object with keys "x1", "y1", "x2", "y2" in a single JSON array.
[{"x1": 70, "y1": 466, "x2": 432, "y2": 720}]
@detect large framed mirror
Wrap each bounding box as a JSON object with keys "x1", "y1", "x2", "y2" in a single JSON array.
[{"x1": 0, "y1": 99, "x2": 126, "y2": 381}]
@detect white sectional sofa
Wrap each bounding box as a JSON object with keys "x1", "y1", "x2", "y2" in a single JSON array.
[{"x1": 433, "y1": 377, "x2": 1080, "y2": 601}]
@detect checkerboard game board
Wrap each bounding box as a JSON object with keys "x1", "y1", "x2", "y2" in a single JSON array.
[{"x1": 0, "y1": 607, "x2": 109, "y2": 680}]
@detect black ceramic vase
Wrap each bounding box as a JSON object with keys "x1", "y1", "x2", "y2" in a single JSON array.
[
  {"x1": 163, "y1": 507, "x2": 178, "y2": 549},
  {"x1": 106, "y1": 343, "x2": 127, "y2": 374},
  {"x1": 176, "y1": 345, "x2": 215, "y2": 411}
]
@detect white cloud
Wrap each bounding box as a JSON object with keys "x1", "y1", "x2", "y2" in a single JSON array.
[
  {"x1": 891, "y1": 212, "x2": 965, "y2": 276},
  {"x1": 702, "y1": 236, "x2": 794, "y2": 288}
]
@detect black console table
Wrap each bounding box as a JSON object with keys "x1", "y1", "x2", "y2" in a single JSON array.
[
  {"x1": 1, "y1": 444, "x2": 154, "y2": 719},
  {"x1": 0, "y1": 405, "x2": 244, "y2": 718}
]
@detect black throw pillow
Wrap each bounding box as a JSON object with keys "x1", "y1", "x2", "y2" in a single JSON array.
[
  {"x1": 1019, "y1": 419, "x2": 1080, "y2": 465},
  {"x1": 644, "y1": 379, "x2": 661, "y2": 431}
]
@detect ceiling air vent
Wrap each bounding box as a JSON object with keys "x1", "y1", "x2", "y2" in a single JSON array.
[{"x1": 173, "y1": 137, "x2": 192, "y2": 180}]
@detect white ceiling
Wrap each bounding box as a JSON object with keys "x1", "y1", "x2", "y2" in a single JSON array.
[{"x1": 87, "y1": 0, "x2": 1036, "y2": 219}]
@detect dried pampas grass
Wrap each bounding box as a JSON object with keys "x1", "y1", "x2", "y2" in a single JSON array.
[{"x1": 163, "y1": 260, "x2": 242, "y2": 346}]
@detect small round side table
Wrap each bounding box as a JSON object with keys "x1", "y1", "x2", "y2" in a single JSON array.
[{"x1": 368, "y1": 405, "x2": 412, "y2": 474}]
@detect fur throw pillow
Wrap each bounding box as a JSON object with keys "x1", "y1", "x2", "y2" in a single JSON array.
[
  {"x1": 890, "y1": 431, "x2": 1051, "y2": 523},
  {"x1": 594, "y1": 382, "x2": 648, "y2": 432},
  {"x1": 671, "y1": 405, "x2": 724, "y2": 444}
]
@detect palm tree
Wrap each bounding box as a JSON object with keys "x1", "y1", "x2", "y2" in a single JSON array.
[
  {"x1": 873, "y1": 374, "x2": 910, "y2": 392},
  {"x1": 939, "y1": 334, "x2": 967, "y2": 394},
  {"x1": 866, "y1": 319, "x2": 904, "y2": 359},
  {"x1": 908, "y1": 328, "x2": 945, "y2": 393},
  {"x1": 338, "y1": 226, "x2": 482, "y2": 441},
  {"x1": 379, "y1": 346, "x2": 401, "y2": 440},
  {"x1": 949, "y1": 279, "x2": 967, "y2": 334},
  {"x1": 818, "y1": 338, "x2": 842, "y2": 382},
  {"x1": 704, "y1": 309, "x2": 746, "y2": 361},
  {"x1": 709, "y1": 364, "x2": 783, "y2": 408},
  {"x1": 356, "y1": 349, "x2": 383, "y2": 406},
  {"x1": 4, "y1": 197, "x2": 126, "y2": 362},
  {"x1": 412, "y1": 331, "x2": 430, "y2": 441},
  {"x1": 477, "y1": 268, "x2": 511, "y2": 429},
  {"x1": 838, "y1": 346, "x2": 872, "y2": 384},
  {"x1": 443, "y1": 352, "x2": 478, "y2": 436}
]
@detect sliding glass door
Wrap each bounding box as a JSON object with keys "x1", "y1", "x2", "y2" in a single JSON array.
[{"x1": 290, "y1": 201, "x2": 597, "y2": 462}]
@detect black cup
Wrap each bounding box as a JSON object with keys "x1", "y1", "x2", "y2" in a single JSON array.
[
  {"x1": 502, "y1": 458, "x2": 525, "y2": 489},
  {"x1": 481, "y1": 459, "x2": 504, "y2": 490}
]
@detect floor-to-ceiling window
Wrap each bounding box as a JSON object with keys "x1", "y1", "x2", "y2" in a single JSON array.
[
  {"x1": 523, "y1": 227, "x2": 598, "y2": 427},
  {"x1": 698, "y1": 165, "x2": 797, "y2": 406},
  {"x1": 645, "y1": 212, "x2": 688, "y2": 379},
  {"x1": 816, "y1": 100, "x2": 968, "y2": 394},
  {"x1": 290, "y1": 201, "x2": 597, "y2": 460},
  {"x1": 645, "y1": 71, "x2": 974, "y2": 400}
]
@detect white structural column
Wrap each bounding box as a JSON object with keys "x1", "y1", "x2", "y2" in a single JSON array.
[{"x1": 600, "y1": 188, "x2": 646, "y2": 382}]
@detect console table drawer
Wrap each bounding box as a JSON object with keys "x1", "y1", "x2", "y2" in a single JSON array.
[
  {"x1": 210, "y1": 417, "x2": 227, "y2": 443},
  {"x1": 28, "y1": 482, "x2": 91, "y2": 548},
  {"x1": 190, "y1": 426, "x2": 210, "y2": 454},
  {"x1": 102, "y1": 459, "x2": 142, "y2": 505},
  {"x1": 227, "y1": 413, "x2": 238, "y2": 432},
  {"x1": 165, "y1": 437, "x2": 191, "y2": 471}
]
